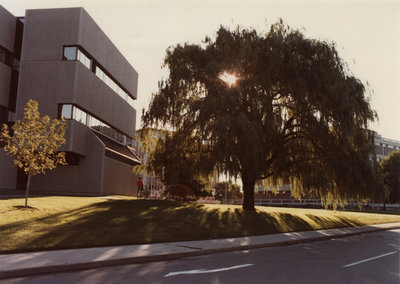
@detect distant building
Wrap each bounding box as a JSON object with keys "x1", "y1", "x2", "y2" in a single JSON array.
[
  {"x1": 373, "y1": 132, "x2": 400, "y2": 162},
  {"x1": 0, "y1": 6, "x2": 140, "y2": 195}
]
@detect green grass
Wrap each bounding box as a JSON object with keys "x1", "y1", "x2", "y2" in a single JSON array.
[{"x1": 1, "y1": 195, "x2": 399, "y2": 254}]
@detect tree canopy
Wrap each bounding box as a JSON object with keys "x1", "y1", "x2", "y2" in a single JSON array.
[
  {"x1": 380, "y1": 151, "x2": 400, "y2": 203},
  {"x1": 1, "y1": 99, "x2": 67, "y2": 207},
  {"x1": 135, "y1": 128, "x2": 213, "y2": 196},
  {"x1": 143, "y1": 22, "x2": 378, "y2": 210}
]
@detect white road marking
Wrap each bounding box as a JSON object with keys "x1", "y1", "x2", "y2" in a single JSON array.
[
  {"x1": 164, "y1": 263, "x2": 254, "y2": 277},
  {"x1": 343, "y1": 251, "x2": 398, "y2": 268}
]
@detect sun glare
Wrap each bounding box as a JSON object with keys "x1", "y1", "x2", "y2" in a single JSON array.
[{"x1": 219, "y1": 72, "x2": 238, "y2": 86}]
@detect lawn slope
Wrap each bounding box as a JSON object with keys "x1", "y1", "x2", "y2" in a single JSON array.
[{"x1": 1, "y1": 196, "x2": 399, "y2": 253}]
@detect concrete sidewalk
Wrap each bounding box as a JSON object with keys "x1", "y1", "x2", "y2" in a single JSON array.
[{"x1": 1, "y1": 222, "x2": 399, "y2": 279}]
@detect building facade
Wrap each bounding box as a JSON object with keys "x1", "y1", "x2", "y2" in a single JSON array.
[
  {"x1": 373, "y1": 132, "x2": 400, "y2": 162},
  {"x1": 0, "y1": 6, "x2": 140, "y2": 195}
]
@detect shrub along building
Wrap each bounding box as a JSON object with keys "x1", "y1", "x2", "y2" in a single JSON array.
[{"x1": 0, "y1": 6, "x2": 141, "y2": 195}]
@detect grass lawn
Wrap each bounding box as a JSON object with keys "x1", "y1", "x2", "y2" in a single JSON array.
[{"x1": 1, "y1": 195, "x2": 399, "y2": 254}]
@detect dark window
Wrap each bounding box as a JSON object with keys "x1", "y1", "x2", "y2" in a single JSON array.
[
  {"x1": 0, "y1": 47, "x2": 6, "y2": 63},
  {"x1": 0, "y1": 105, "x2": 8, "y2": 124},
  {"x1": 8, "y1": 69, "x2": 19, "y2": 112},
  {"x1": 0, "y1": 45, "x2": 20, "y2": 71},
  {"x1": 65, "y1": 152, "x2": 80, "y2": 166},
  {"x1": 0, "y1": 106, "x2": 8, "y2": 148},
  {"x1": 13, "y1": 18, "x2": 24, "y2": 60},
  {"x1": 0, "y1": 46, "x2": 13, "y2": 67}
]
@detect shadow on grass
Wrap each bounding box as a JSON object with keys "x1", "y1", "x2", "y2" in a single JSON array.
[
  {"x1": 0, "y1": 200, "x2": 374, "y2": 253},
  {"x1": 13, "y1": 206, "x2": 39, "y2": 210},
  {"x1": 305, "y1": 214, "x2": 364, "y2": 228}
]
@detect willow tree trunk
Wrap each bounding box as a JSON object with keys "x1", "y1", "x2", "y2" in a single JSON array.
[
  {"x1": 242, "y1": 174, "x2": 256, "y2": 211},
  {"x1": 25, "y1": 173, "x2": 32, "y2": 208}
]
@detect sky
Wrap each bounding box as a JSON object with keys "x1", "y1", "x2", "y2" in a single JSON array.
[{"x1": 1, "y1": 0, "x2": 399, "y2": 140}]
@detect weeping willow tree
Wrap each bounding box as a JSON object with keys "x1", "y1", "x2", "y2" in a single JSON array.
[{"x1": 143, "y1": 21, "x2": 379, "y2": 210}]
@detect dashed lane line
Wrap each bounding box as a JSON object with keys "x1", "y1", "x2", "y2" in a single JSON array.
[
  {"x1": 343, "y1": 251, "x2": 398, "y2": 268},
  {"x1": 164, "y1": 263, "x2": 254, "y2": 277}
]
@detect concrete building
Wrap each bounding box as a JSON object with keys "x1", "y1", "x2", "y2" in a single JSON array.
[
  {"x1": 373, "y1": 132, "x2": 400, "y2": 162},
  {"x1": 0, "y1": 6, "x2": 140, "y2": 195}
]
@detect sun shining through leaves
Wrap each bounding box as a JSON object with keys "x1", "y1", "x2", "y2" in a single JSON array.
[{"x1": 219, "y1": 72, "x2": 238, "y2": 87}]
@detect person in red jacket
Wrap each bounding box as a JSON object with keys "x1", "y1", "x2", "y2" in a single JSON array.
[{"x1": 136, "y1": 177, "x2": 144, "y2": 198}]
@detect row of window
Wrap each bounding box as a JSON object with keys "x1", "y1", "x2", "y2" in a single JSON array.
[
  {"x1": 95, "y1": 67, "x2": 131, "y2": 102},
  {"x1": 62, "y1": 46, "x2": 135, "y2": 108},
  {"x1": 60, "y1": 104, "x2": 132, "y2": 146},
  {"x1": 0, "y1": 45, "x2": 20, "y2": 70},
  {"x1": 375, "y1": 142, "x2": 400, "y2": 150}
]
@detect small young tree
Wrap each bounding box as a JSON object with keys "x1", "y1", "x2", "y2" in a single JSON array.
[{"x1": 0, "y1": 99, "x2": 67, "y2": 207}]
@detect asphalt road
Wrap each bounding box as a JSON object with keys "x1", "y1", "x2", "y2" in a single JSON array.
[{"x1": 4, "y1": 229, "x2": 399, "y2": 284}]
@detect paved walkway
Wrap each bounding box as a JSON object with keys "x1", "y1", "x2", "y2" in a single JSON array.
[{"x1": 1, "y1": 222, "x2": 399, "y2": 279}]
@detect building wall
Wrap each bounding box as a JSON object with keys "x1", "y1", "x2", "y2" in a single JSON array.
[
  {"x1": 0, "y1": 5, "x2": 15, "y2": 109},
  {"x1": 0, "y1": 150, "x2": 16, "y2": 190},
  {"x1": 103, "y1": 157, "x2": 137, "y2": 196},
  {"x1": 16, "y1": 60, "x2": 136, "y2": 142},
  {"x1": 20, "y1": 8, "x2": 137, "y2": 99},
  {"x1": 29, "y1": 125, "x2": 105, "y2": 194},
  {"x1": 0, "y1": 6, "x2": 17, "y2": 190},
  {"x1": 17, "y1": 8, "x2": 137, "y2": 138},
  {"x1": 1, "y1": 6, "x2": 139, "y2": 195},
  {"x1": 78, "y1": 9, "x2": 138, "y2": 99},
  {"x1": 0, "y1": 63, "x2": 11, "y2": 108},
  {"x1": 0, "y1": 6, "x2": 16, "y2": 51},
  {"x1": 62, "y1": 120, "x2": 89, "y2": 155}
]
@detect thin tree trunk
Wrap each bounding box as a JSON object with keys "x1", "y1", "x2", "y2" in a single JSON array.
[
  {"x1": 242, "y1": 174, "x2": 255, "y2": 211},
  {"x1": 25, "y1": 173, "x2": 31, "y2": 208}
]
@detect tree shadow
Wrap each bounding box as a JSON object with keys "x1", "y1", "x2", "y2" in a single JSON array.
[
  {"x1": 0, "y1": 200, "x2": 380, "y2": 254},
  {"x1": 305, "y1": 214, "x2": 364, "y2": 228},
  {"x1": 13, "y1": 205, "x2": 39, "y2": 210}
]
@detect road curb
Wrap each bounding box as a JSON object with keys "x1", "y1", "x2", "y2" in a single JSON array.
[{"x1": 1, "y1": 224, "x2": 399, "y2": 279}]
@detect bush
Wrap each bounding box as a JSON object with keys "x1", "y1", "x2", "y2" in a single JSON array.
[{"x1": 166, "y1": 184, "x2": 196, "y2": 201}]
